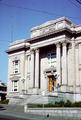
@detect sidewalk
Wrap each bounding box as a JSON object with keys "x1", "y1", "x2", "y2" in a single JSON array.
[
  {"x1": 0, "y1": 104, "x2": 52, "y2": 120},
  {"x1": 0, "y1": 104, "x2": 80, "y2": 120}
]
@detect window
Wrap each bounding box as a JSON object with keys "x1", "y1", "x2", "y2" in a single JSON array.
[
  {"x1": 13, "y1": 60, "x2": 19, "y2": 74},
  {"x1": 12, "y1": 80, "x2": 18, "y2": 92},
  {"x1": 48, "y1": 52, "x2": 56, "y2": 67}
]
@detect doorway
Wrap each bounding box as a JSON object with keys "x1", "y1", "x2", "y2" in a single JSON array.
[{"x1": 48, "y1": 75, "x2": 56, "y2": 92}]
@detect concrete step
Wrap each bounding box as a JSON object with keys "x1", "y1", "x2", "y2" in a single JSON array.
[{"x1": 9, "y1": 91, "x2": 68, "y2": 105}]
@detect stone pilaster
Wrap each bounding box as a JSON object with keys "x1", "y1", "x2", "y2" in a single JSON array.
[
  {"x1": 35, "y1": 49, "x2": 39, "y2": 88},
  {"x1": 30, "y1": 50, "x2": 34, "y2": 88},
  {"x1": 56, "y1": 43, "x2": 61, "y2": 85},
  {"x1": 62, "y1": 42, "x2": 68, "y2": 85},
  {"x1": 72, "y1": 38, "x2": 76, "y2": 92},
  {"x1": 75, "y1": 44, "x2": 80, "y2": 93}
]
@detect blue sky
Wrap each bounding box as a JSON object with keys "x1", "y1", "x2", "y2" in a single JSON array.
[{"x1": 0, "y1": 0, "x2": 81, "y2": 83}]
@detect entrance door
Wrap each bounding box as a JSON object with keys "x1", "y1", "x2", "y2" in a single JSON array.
[{"x1": 48, "y1": 75, "x2": 56, "y2": 92}]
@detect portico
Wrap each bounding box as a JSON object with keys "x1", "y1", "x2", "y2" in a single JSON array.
[{"x1": 30, "y1": 40, "x2": 69, "y2": 93}]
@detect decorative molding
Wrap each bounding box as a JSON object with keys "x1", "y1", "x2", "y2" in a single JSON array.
[{"x1": 31, "y1": 35, "x2": 66, "y2": 49}]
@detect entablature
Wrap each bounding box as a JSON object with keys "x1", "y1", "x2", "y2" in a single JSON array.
[{"x1": 30, "y1": 35, "x2": 70, "y2": 50}]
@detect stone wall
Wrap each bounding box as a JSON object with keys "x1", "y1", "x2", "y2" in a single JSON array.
[{"x1": 25, "y1": 107, "x2": 81, "y2": 118}]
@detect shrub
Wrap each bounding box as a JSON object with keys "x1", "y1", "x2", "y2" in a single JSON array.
[
  {"x1": 73, "y1": 101, "x2": 81, "y2": 107},
  {"x1": 45, "y1": 103, "x2": 55, "y2": 107},
  {"x1": 27, "y1": 100, "x2": 81, "y2": 108},
  {"x1": 28, "y1": 103, "x2": 42, "y2": 108},
  {"x1": 0, "y1": 99, "x2": 9, "y2": 104},
  {"x1": 64, "y1": 100, "x2": 72, "y2": 107}
]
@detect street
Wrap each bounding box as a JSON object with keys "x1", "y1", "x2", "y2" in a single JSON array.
[
  {"x1": 0, "y1": 104, "x2": 49, "y2": 120},
  {"x1": 0, "y1": 115, "x2": 28, "y2": 120},
  {"x1": 0, "y1": 104, "x2": 81, "y2": 120}
]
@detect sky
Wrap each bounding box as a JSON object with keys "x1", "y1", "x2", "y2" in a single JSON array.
[{"x1": 0, "y1": 0, "x2": 81, "y2": 83}]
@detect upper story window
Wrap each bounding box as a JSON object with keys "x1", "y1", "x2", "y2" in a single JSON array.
[
  {"x1": 12, "y1": 80, "x2": 18, "y2": 92},
  {"x1": 13, "y1": 60, "x2": 20, "y2": 74},
  {"x1": 48, "y1": 52, "x2": 56, "y2": 67}
]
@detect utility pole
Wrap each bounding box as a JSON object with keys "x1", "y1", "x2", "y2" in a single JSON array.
[{"x1": 11, "y1": 15, "x2": 14, "y2": 43}]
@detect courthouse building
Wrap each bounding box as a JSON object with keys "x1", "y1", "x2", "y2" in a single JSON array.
[{"x1": 7, "y1": 17, "x2": 81, "y2": 104}]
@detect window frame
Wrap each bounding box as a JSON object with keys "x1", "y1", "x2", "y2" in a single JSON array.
[
  {"x1": 47, "y1": 52, "x2": 56, "y2": 66},
  {"x1": 12, "y1": 80, "x2": 18, "y2": 92},
  {"x1": 13, "y1": 60, "x2": 20, "y2": 74}
]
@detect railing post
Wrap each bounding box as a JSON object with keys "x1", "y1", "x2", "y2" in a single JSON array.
[{"x1": 24, "y1": 104, "x2": 28, "y2": 112}]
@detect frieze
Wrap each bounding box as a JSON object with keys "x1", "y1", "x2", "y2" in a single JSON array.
[
  {"x1": 31, "y1": 17, "x2": 72, "y2": 38},
  {"x1": 32, "y1": 24, "x2": 56, "y2": 37}
]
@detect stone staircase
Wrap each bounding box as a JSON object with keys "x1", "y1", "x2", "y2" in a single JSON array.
[
  {"x1": 18, "y1": 90, "x2": 63, "y2": 105},
  {"x1": 19, "y1": 94, "x2": 49, "y2": 105},
  {"x1": 9, "y1": 88, "x2": 73, "y2": 105}
]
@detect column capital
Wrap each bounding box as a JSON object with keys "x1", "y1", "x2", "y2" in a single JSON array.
[
  {"x1": 35, "y1": 48, "x2": 39, "y2": 53},
  {"x1": 30, "y1": 49, "x2": 34, "y2": 54},
  {"x1": 71, "y1": 37, "x2": 75, "y2": 41},
  {"x1": 62, "y1": 42, "x2": 67, "y2": 46},
  {"x1": 56, "y1": 42, "x2": 61, "y2": 48}
]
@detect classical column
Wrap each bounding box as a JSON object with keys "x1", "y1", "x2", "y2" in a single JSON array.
[
  {"x1": 56, "y1": 43, "x2": 61, "y2": 85},
  {"x1": 72, "y1": 38, "x2": 76, "y2": 92},
  {"x1": 62, "y1": 42, "x2": 68, "y2": 85},
  {"x1": 30, "y1": 50, "x2": 34, "y2": 88},
  {"x1": 35, "y1": 49, "x2": 39, "y2": 88}
]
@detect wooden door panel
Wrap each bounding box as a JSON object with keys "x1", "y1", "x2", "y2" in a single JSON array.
[{"x1": 48, "y1": 76, "x2": 56, "y2": 92}]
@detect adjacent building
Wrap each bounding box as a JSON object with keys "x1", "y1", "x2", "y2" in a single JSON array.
[
  {"x1": 0, "y1": 81, "x2": 7, "y2": 101},
  {"x1": 7, "y1": 17, "x2": 81, "y2": 104}
]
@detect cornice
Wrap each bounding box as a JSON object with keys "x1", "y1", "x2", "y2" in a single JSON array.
[
  {"x1": 28, "y1": 27, "x2": 76, "y2": 44},
  {"x1": 7, "y1": 27, "x2": 81, "y2": 54},
  {"x1": 6, "y1": 45, "x2": 30, "y2": 54}
]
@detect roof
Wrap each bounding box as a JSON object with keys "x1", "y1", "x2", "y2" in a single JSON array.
[{"x1": 0, "y1": 81, "x2": 7, "y2": 87}]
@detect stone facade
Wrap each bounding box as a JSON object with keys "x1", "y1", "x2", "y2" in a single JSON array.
[{"x1": 6, "y1": 17, "x2": 81, "y2": 104}]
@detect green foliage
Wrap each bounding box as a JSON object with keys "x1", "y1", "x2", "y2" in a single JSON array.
[
  {"x1": 54, "y1": 101, "x2": 67, "y2": 107},
  {"x1": 45, "y1": 103, "x2": 55, "y2": 107},
  {"x1": 0, "y1": 99, "x2": 9, "y2": 104},
  {"x1": 28, "y1": 103, "x2": 42, "y2": 108},
  {"x1": 73, "y1": 101, "x2": 81, "y2": 107},
  {"x1": 28, "y1": 100, "x2": 81, "y2": 108},
  {"x1": 64, "y1": 100, "x2": 73, "y2": 107}
]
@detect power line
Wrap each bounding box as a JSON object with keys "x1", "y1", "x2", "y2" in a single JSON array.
[
  {"x1": 75, "y1": 0, "x2": 81, "y2": 4},
  {"x1": 0, "y1": 2, "x2": 62, "y2": 16},
  {"x1": 68, "y1": 0, "x2": 81, "y2": 10},
  {"x1": 10, "y1": 16, "x2": 14, "y2": 43},
  {"x1": 0, "y1": 1, "x2": 81, "y2": 20}
]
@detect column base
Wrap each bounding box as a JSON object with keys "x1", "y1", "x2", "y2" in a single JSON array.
[
  {"x1": 61, "y1": 85, "x2": 69, "y2": 92},
  {"x1": 33, "y1": 88, "x2": 40, "y2": 94},
  {"x1": 28, "y1": 88, "x2": 40, "y2": 94},
  {"x1": 75, "y1": 86, "x2": 81, "y2": 93},
  {"x1": 73, "y1": 93, "x2": 81, "y2": 102}
]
